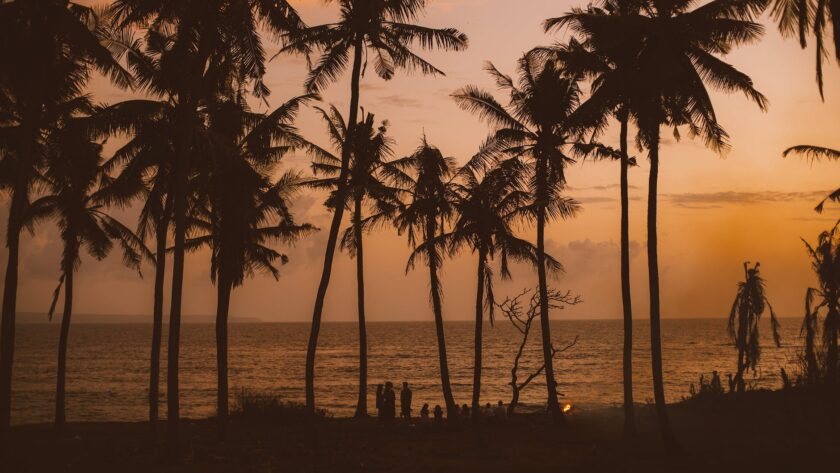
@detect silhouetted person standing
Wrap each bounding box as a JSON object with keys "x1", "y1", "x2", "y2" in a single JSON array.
[
  {"x1": 400, "y1": 382, "x2": 412, "y2": 419},
  {"x1": 382, "y1": 382, "x2": 396, "y2": 424},
  {"x1": 375, "y1": 383, "x2": 384, "y2": 418},
  {"x1": 433, "y1": 404, "x2": 443, "y2": 423}
]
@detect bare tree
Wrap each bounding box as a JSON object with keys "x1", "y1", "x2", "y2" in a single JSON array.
[{"x1": 497, "y1": 288, "x2": 580, "y2": 415}]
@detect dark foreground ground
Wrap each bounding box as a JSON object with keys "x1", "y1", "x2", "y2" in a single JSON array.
[{"x1": 6, "y1": 388, "x2": 840, "y2": 473}]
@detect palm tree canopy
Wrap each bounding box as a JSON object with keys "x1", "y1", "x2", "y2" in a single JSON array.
[
  {"x1": 279, "y1": 0, "x2": 468, "y2": 92},
  {"x1": 727, "y1": 262, "x2": 782, "y2": 371},
  {"x1": 782, "y1": 145, "x2": 840, "y2": 212}
]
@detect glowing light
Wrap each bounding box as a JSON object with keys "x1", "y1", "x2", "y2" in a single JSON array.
[{"x1": 562, "y1": 403, "x2": 572, "y2": 413}]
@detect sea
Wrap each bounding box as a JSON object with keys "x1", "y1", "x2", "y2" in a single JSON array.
[{"x1": 10, "y1": 319, "x2": 803, "y2": 425}]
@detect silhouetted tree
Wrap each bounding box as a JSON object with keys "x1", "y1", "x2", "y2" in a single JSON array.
[
  {"x1": 727, "y1": 262, "x2": 781, "y2": 393},
  {"x1": 782, "y1": 146, "x2": 840, "y2": 212},
  {"x1": 28, "y1": 115, "x2": 150, "y2": 430},
  {"x1": 430, "y1": 158, "x2": 560, "y2": 418},
  {"x1": 802, "y1": 223, "x2": 840, "y2": 386},
  {"x1": 306, "y1": 105, "x2": 401, "y2": 417},
  {"x1": 497, "y1": 288, "x2": 579, "y2": 414},
  {"x1": 279, "y1": 0, "x2": 468, "y2": 414},
  {"x1": 453, "y1": 55, "x2": 583, "y2": 421},
  {"x1": 392, "y1": 138, "x2": 459, "y2": 419},
  {"x1": 0, "y1": 0, "x2": 129, "y2": 441}
]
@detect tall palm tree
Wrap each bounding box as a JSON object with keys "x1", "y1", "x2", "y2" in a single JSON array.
[
  {"x1": 26, "y1": 116, "x2": 151, "y2": 430},
  {"x1": 802, "y1": 224, "x2": 840, "y2": 385},
  {"x1": 782, "y1": 146, "x2": 840, "y2": 212},
  {"x1": 432, "y1": 158, "x2": 560, "y2": 418},
  {"x1": 187, "y1": 95, "x2": 316, "y2": 438},
  {"x1": 391, "y1": 138, "x2": 459, "y2": 419},
  {"x1": 306, "y1": 105, "x2": 401, "y2": 417},
  {"x1": 770, "y1": 0, "x2": 840, "y2": 98},
  {"x1": 542, "y1": 0, "x2": 645, "y2": 435},
  {"x1": 727, "y1": 262, "x2": 781, "y2": 392},
  {"x1": 108, "y1": 0, "x2": 304, "y2": 449},
  {"x1": 279, "y1": 0, "x2": 468, "y2": 413},
  {"x1": 0, "y1": 0, "x2": 129, "y2": 440},
  {"x1": 617, "y1": 0, "x2": 767, "y2": 452},
  {"x1": 452, "y1": 56, "x2": 582, "y2": 420}
]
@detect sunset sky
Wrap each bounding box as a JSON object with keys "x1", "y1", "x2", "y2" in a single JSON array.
[{"x1": 3, "y1": 0, "x2": 840, "y2": 322}]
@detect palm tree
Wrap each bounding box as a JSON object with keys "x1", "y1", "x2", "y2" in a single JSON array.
[
  {"x1": 616, "y1": 0, "x2": 767, "y2": 452},
  {"x1": 782, "y1": 146, "x2": 840, "y2": 212},
  {"x1": 25, "y1": 116, "x2": 151, "y2": 430},
  {"x1": 802, "y1": 224, "x2": 840, "y2": 386},
  {"x1": 306, "y1": 105, "x2": 400, "y2": 417},
  {"x1": 391, "y1": 137, "x2": 459, "y2": 419},
  {"x1": 727, "y1": 262, "x2": 782, "y2": 392},
  {"x1": 770, "y1": 0, "x2": 840, "y2": 97},
  {"x1": 542, "y1": 0, "x2": 645, "y2": 435},
  {"x1": 108, "y1": 0, "x2": 304, "y2": 449},
  {"x1": 432, "y1": 158, "x2": 560, "y2": 418},
  {"x1": 452, "y1": 55, "x2": 582, "y2": 420},
  {"x1": 279, "y1": 0, "x2": 467, "y2": 413},
  {"x1": 0, "y1": 0, "x2": 129, "y2": 440},
  {"x1": 188, "y1": 95, "x2": 316, "y2": 438}
]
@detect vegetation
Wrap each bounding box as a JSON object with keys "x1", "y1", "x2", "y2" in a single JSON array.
[{"x1": 1, "y1": 0, "x2": 837, "y2": 465}]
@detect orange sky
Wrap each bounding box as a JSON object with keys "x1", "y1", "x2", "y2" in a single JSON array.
[{"x1": 3, "y1": 0, "x2": 840, "y2": 322}]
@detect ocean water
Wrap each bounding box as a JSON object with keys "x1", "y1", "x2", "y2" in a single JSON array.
[{"x1": 10, "y1": 319, "x2": 803, "y2": 425}]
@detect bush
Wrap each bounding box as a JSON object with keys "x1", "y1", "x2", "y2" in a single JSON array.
[{"x1": 232, "y1": 389, "x2": 328, "y2": 422}]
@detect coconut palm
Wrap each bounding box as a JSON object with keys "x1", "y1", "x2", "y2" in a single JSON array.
[
  {"x1": 0, "y1": 0, "x2": 130, "y2": 439},
  {"x1": 306, "y1": 105, "x2": 401, "y2": 417},
  {"x1": 108, "y1": 0, "x2": 304, "y2": 448},
  {"x1": 429, "y1": 158, "x2": 560, "y2": 418},
  {"x1": 391, "y1": 138, "x2": 459, "y2": 419},
  {"x1": 770, "y1": 0, "x2": 840, "y2": 97},
  {"x1": 727, "y1": 262, "x2": 782, "y2": 392},
  {"x1": 782, "y1": 146, "x2": 840, "y2": 212},
  {"x1": 593, "y1": 0, "x2": 768, "y2": 452},
  {"x1": 25, "y1": 116, "x2": 151, "y2": 431},
  {"x1": 452, "y1": 55, "x2": 583, "y2": 420},
  {"x1": 186, "y1": 94, "x2": 316, "y2": 438},
  {"x1": 542, "y1": 0, "x2": 645, "y2": 435},
  {"x1": 802, "y1": 223, "x2": 840, "y2": 385},
  {"x1": 279, "y1": 0, "x2": 467, "y2": 413}
]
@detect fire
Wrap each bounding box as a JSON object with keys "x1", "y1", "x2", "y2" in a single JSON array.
[{"x1": 562, "y1": 403, "x2": 572, "y2": 413}]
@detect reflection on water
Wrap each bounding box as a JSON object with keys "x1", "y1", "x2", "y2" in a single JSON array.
[{"x1": 11, "y1": 319, "x2": 802, "y2": 424}]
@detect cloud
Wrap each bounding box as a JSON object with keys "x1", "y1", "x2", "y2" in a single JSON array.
[
  {"x1": 663, "y1": 190, "x2": 832, "y2": 208},
  {"x1": 373, "y1": 94, "x2": 424, "y2": 108}
]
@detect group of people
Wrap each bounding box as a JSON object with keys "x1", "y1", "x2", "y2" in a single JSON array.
[{"x1": 374, "y1": 382, "x2": 508, "y2": 425}]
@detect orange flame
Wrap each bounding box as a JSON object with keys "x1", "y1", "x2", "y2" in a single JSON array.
[{"x1": 562, "y1": 403, "x2": 572, "y2": 413}]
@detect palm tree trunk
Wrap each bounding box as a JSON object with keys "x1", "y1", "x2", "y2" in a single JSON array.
[
  {"x1": 619, "y1": 112, "x2": 636, "y2": 436},
  {"x1": 55, "y1": 264, "x2": 74, "y2": 431},
  {"x1": 426, "y1": 219, "x2": 457, "y2": 419},
  {"x1": 472, "y1": 247, "x2": 486, "y2": 417},
  {"x1": 537, "y1": 200, "x2": 562, "y2": 421},
  {"x1": 0, "y1": 188, "x2": 24, "y2": 443},
  {"x1": 216, "y1": 273, "x2": 232, "y2": 440},
  {"x1": 305, "y1": 40, "x2": 364, "y2": 414},
  {"x1": 647, "y1": 129, "x2": 680, "y2": 453},
  {"x1": 827, "y1": 303, "x2": 838, "y2": 386},
  {"x1": 149, "y1": 196, "x2": 171, "y2": 433},
  {"x1": 353, "y1": 196, "x2": 368, "y2": 417},
  {"x1": 166, "y1": 103, "x2": 193, "y2": 452}
]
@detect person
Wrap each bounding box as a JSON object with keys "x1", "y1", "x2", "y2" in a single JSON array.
[
  {"x1": 711, "y1": 370, "x2": 723, "y2": 394},
  {"x1": 419, "y1": 403, "x2": 430, "y2": 424},
  {"x1": 382, "y1": 382, "x2": 396, "y2": 425},
  {"x1": 400, "y1": 382, "x2": 413, "y2": 419},
  {"x1": 494, "y1": 400, "x2": 507, "y2": 422},
  {"x1": 483, "y1": 402, "x2": 493, "y2": 418},
  {"x1": 433, "y1": 404, "x2": 443, "y2": 423},
  {"x1": 460, "y1": 403, "x2": 470, "y2": 420},
  {"x1": 375, "y1": 384, "x2": 384, "y2": 419}
]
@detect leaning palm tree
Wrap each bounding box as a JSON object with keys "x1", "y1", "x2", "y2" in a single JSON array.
[
  {"x1": 26, "y1": 118, "x2": 150, "y2": 431},
  {"x1": 622, "y1": 0, "x2": 768, "y2": 452},
  {"x1": 279, "y1": 0, "x2": 467, "y2": 413},
  {"x1": 802, "y1": 223, "x2": 840, "y2": 386},
  {"x1": 431, "y1": 158, "x2": 560, "y2": 418},
  {"x1": 306, "y1": 105, "x2": 401, "y2": 417},
  {"x1": 0, "y1": 0, "x2": 129, "y2": 439},
  {"x1": 542, "y1": 0, "x2": 645, "y2": 435},
  {"x1": 770, "y1": 0, "x2": 840, "y2": 98},
  {"x1": 452, "y1": 55, "x2": 582, "y2": 420},
  {"x1": 727, "y1": 262, "x2": 782, "y2": 392},
  {"x1": 391, "y1": 138, "x2": 459, "y2": 419},
  {"x1": 108, "y1": 0, "x2": 304, "y2": 449}
]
